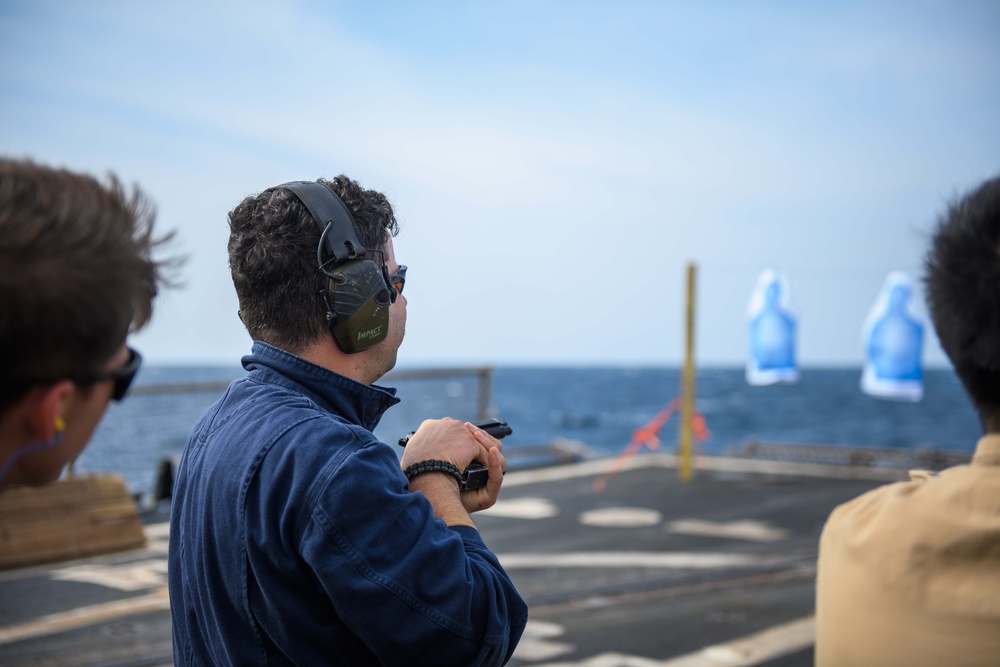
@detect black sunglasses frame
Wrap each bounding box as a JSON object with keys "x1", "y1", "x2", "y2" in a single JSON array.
[
  {"x1": 82, "y1": 347, "x2": 142, "y2": 402},
  {"x1": 7, "y1": 347, "x2": 142, "y2": 403}
]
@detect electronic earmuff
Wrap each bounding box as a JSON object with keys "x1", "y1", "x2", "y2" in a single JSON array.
[{"x1": 276, "y1": 181, "x2": 396, "y2": 354}]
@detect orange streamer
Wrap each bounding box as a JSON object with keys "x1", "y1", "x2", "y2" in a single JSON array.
[{"x1": 592, "y1": 398, "x2": 710, "y2": 491}]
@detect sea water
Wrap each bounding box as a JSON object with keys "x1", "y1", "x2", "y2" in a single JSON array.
[{"x1": 76, "y1": 365, "x2": 981, "y2": 499}]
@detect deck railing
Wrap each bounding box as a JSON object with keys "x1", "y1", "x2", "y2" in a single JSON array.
[{"x1": 130, "y1": 366, "x2": 495, "y2": 420}]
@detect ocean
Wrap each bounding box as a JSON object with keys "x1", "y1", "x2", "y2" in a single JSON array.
[{"x1": 76, "y1": 365, "x2": 982, "y2": 500}]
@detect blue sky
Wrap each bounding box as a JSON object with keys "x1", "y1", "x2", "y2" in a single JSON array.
[{"x1": 2, "y1": 1, "x2": 998, "y2": 367}]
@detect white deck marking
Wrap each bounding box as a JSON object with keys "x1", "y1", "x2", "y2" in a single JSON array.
[
  {"x1": 143, "y1": 521, "x2": 171, "y2": 554},
  {"x1": 657, "y1": 615, "x2": 814, "y2": 666},
  {"x1": 512, "y1": 620, "x2": 576, "y2": 662},
  {"x1": 525, "y1": 616, "x2": 814, "y2": 666},
  {"x1": 480, "y1": 497, "x2": 559, "y2": 519},
  {"x1": 579, "y1": 507, "x2": 662, "y2": 527},
  {"x1": 667, "y1": 519, "x2": 789, "y2": 543},
  {"x1": 50, "y1": 560, "x2": 168, "y2": 591},
  {"x1": 498, "y1": 551, "x2": 779, "y2": 569},
  {"x1": 144, "y1": 522, "x2": 170, "y2": 539},
  {"x1": 0, "y1": 588, "x2": 170, "y2": 645},
  {"x1": 501, "y1": 452, "x2": 904, "y2": 487}
]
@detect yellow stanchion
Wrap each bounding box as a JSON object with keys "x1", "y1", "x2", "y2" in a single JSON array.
[{"x1": 679, "y1": 262, "x2": 697, "y2": 482}]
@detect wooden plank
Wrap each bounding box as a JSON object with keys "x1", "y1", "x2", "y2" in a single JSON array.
[
  {"x1": 0, "y1": 474, "x2": 146, "y2": 569},
  {"x1": 1, "y1": 504, "x2": 139, "y2": 543}
]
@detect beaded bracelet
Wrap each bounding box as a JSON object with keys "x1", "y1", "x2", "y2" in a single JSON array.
[{"x1": 403, "y1": 459, "x2": 463, "y2": 486}]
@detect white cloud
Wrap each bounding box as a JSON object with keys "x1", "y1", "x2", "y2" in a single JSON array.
[{"x1": 2, "y1": 0, "x2": 997, "y2": 365}]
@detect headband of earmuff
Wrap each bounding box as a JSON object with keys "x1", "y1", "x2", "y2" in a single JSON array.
[{"x1": 277, "y1": 181, "x2": 392, "y2": 354}]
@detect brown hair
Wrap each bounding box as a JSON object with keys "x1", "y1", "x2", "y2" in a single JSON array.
[{"x1": 0, "y1": 158, "x2": 177, "y2": 407}]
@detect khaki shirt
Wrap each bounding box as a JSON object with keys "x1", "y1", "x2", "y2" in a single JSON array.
[{"x1": 815, "y1": 435, "x2": 1000, "y2": 666}]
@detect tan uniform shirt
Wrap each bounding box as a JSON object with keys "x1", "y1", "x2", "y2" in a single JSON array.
[{"x1": 815, "y1": 435, "x2": 1000, "y2": 666}]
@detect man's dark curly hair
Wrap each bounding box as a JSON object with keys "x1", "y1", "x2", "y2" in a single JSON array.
[
  {"x1": 228, "y1": 175, "x2": 399, "y2": 352},
  {"x1": 924, "y1": 174, "x2": 1000, "y2": 430}
]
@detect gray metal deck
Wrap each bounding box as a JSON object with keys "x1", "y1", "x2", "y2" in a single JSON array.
[{"x1": 0, "y1": 453, "x2": 903, "y2": 666}]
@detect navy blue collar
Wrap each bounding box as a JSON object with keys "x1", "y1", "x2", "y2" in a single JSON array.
[{"x1": 241, "y1": 341, "x2": 400, "y2": 432}]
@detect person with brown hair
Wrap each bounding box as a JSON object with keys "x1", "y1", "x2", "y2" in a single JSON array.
[{"x1": 0, "y1": 158, "x2": 176, "y2": 488}]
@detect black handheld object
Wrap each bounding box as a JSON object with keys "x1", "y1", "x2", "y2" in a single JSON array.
[{"x1": 398, "y1": 418, "x2": 512, "y2": 491}]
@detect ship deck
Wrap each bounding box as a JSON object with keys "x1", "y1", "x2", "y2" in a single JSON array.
[{"x1": 0, "y1": 453, "x2": 906, "y2": 666}]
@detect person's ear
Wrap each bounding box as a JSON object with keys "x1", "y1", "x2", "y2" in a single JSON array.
[{"x1": 25, "y1": 381, "x2": 74, "y2": 440}]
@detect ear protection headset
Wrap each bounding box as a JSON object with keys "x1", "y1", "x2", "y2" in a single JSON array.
[{"x1": 276, "y1": 181, "x2": 396, "y2": 354}]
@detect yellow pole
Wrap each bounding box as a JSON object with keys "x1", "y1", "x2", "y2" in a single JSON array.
[{"x1": 679, "y1": 262, "x2": 696, "y2": 482}]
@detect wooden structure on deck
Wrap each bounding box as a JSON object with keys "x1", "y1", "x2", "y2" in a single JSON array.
[{"x1": 0, "y1": 474, "x2": 146, "y2": 569}]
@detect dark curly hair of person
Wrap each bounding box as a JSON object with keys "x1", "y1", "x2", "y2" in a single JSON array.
[{"x1": 227, "y1": 175, "x2": 399, "y2": 352}]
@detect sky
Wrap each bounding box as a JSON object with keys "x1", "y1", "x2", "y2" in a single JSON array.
[{"x1": 2, "y1": 0, "x2": 998, "y2": 368}]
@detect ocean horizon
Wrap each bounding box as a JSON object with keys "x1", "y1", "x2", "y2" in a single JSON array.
[{"x1": 78, "y1": 364, "x2": 981, "y2": 500}]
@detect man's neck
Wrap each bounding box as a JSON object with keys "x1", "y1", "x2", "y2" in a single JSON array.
[{"x1": 293, "y1": 337, "x2": 380, "y2": 386}]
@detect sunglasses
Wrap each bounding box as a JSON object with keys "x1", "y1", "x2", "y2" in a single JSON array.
[
  {"x1": 387, "y1": 265, "x2": 407, "y2": 300},
  {"x1": 84, "y1": 347, "x2": 143, "y2": 402},
  {"x1": 9, "y1": 347, "x2": 142, "y2": 403}
]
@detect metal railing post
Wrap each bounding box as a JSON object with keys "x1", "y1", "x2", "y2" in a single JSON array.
[{"x1": 679, "y1": 262, "x2": 697, "y2": 482}]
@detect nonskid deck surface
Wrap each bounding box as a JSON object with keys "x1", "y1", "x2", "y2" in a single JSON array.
[{"x1": 0, "y1": 454, "x2": 897, "y2": 667}]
